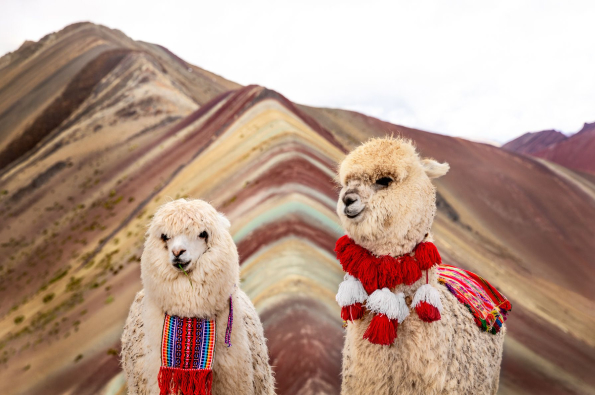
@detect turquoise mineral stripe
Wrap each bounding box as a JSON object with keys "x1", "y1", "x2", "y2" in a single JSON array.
[{"x1": 233, "y1": 200, "x2": 342, "y2": 243}]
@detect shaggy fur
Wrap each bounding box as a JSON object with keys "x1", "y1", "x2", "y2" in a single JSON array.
[
  {"x1": 337, "y1": 137, "x2": 505, "y2": 395},
  {"x1": 121, "y1": 199, "x2": 275, "y2": 395}
]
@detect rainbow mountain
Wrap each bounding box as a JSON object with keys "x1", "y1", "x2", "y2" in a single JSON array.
[{"x1": 0, "y1": 23, "x2": 594, "y2": 395}]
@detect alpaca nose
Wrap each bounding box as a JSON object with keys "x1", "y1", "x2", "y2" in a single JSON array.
[
  {"x1": 343, "y1": 193, "x2": 359, "y2": 207},
  {"x1": 172, "y1": 248, "x2": 186, "y2": 258}
]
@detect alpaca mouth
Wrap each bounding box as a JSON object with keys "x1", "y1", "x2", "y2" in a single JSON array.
[
  {"x1": 345, "y1": 207, "x2": 364, "y2": 219},
  {"x1": 173, "y1": 260, "x2": 191, "y2": 271}
]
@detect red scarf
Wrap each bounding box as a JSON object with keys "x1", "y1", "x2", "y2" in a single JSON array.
[{"x1": 335, "y1": 236, "x2": 442, "y2": 345}]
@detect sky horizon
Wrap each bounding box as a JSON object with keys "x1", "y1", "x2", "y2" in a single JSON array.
[{"x1": 1, "y1": 1, "x2": 594, "y2": 144}]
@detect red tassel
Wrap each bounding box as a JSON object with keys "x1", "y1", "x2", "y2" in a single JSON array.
[
  {"x1": 363, "y1": 314, "x2": 396, "y2": 345},
  {"x1": 415, "y1": 301, "x2": 441, "y2": 322},
  {"x1": 158, "y1": 367, "x2": 213, "y2": 395},
  {"x1": 379, "y1": 255, "x2": 402, "y2": 289},
  {"x1": 414, "y1": 242, "x2": 441, "y2": 270},
  {"x1": 391, "y1": 318, "x2": 399, "y2": 333},
  {"x1": 342, "y1": 244, "x2": 368, "y2": 279},
  {"x1": 341, "y1": 302, "x2": 365, "y2": 321},
  {"x1": 401, "y1": 255, "x2": 422, "y2": 285},
  {"x1": 358, "y1": 258, "x2": 379, "y2": 294},
  {"x1": 340, "y1": 306, "x2": 350, "y2": 321},
  {"x1": 334, "y1": 235, "x2": 351, "y2": 255}
]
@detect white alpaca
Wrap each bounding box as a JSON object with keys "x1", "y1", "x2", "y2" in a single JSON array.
[
  {"x1": 336, "y1": 137, "x2": 505, "y2": 395},
  {"x1": 121, "y1": 199, "x2": 275, "y2": 395}
]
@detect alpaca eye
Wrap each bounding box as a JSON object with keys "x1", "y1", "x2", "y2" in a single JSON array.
[
  {"x1": 199, "y1": 231, "x2": 208, "y2": 239},
  {"x1": 375, "y1": 177, "x2": 393, "y2": 187},
  {"x1": 160, "y1": 234, "x2": 169, "y2": 242}
]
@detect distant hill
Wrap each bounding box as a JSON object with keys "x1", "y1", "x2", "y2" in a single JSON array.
[
  {"x1": 502, "y1": 129, "x2": 567, "y2": 154},
  {"x1": 0, "y1": 23, "x2": 594, "y2": 395},
  {"x1": 504, "y1": 123, "x2": 595, "y2": 174}
]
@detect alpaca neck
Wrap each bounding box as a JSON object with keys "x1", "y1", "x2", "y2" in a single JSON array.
[{"x1": 358, "y1": 238, "x2": 418, "y2": 257}]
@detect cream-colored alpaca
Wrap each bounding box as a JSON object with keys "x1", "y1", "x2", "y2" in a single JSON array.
[
  {"x1": 121, "y1": 199, "x2": 275, "y2": 395},
  {"x1": 336, "y1": 137, "x2": 504, "y2": 395}
]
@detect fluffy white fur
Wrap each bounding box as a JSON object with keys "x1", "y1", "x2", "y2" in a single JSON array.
[
  {"x1": 121, "y1": 199, "x2": 275, "y2": 395},
  {"x1": 336, "y1": 137, "x2": 505, "y2": 395}
]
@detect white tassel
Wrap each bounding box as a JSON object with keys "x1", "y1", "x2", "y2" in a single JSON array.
[
  {"x1": 394, "y1": 292, "x2": 410, "y2": 323},
  {"x1": 336, "y1": 274, "x2": 368, "y2": 307},
  {"x1": 366, "y1": 288, "x2": 409, "y2": 323},
  {"x1": 412, "y1": 284, "x2": 443, "y2": 313}
]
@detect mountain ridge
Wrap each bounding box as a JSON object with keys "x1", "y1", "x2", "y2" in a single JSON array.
[{"x1": 504, "y1": 123, "x2": 595, "y2": 174}]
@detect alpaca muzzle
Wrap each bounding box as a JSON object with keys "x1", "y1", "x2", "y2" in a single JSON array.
[{"x1": 343, "y1": 192, "x2": 365, "y2": 218}]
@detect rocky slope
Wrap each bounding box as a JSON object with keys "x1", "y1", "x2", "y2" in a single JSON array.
[{"x1": 0, "y1": 23, "x2": 593, "y2": 395}]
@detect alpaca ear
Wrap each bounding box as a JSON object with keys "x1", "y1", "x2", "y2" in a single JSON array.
[
  {"x1": 421, "y1": 159, "x2": 449, "y2": 179},
  {"x1": 218, "y1": 212, "x2": 231, "y2": 229}
]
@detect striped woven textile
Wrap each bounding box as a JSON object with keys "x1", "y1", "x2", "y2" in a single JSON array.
[
  {"x1": 158, "y1": 314, "x2": 216, "y2": 395},
  {"x1": 161, "y1": 314, "x2": 216, "y2": 370},
  {"x1": 438, "y1": 264, "x2": 512, "y2": 334}
]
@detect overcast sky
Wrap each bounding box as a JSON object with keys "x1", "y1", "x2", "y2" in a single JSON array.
[{"x1": 1, "y1": 0, "x2": 594, "y2": 143}]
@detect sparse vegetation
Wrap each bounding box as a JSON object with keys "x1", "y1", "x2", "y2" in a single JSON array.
[
  {"x1": 66, "y1": 276, "x2": 83, "y2": 292},
  {"x1": 42, "y1": 293, "x2": 55, "y2": 303},
  {"x1": 48, "y1": 266, "x2": 70, "y2": 284}
]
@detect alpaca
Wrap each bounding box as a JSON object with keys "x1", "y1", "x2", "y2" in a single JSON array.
[
  {"x1": 335, "y1": 137, "x2": 506, "y2": 395},
  {"x1": 121, "y1": 199, "x2": 275, "y2": 395}
]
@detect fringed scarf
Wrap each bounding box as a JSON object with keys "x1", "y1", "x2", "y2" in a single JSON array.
[
  {"x1": 158, "y1": 296, "x2": 233, "y2": 395},
  {"x1": 335, "y1": 235, "x2": 443, "y2": 345},
  {"x1": 438, "y1": 264, "x2": 511, "y2": 334}
]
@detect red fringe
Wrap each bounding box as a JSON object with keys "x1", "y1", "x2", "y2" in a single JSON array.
[
  {"x1": 379, "y1": 255, "x2": 402, "y2": 288},
  {"x1": 415, "y1": 301, "x2": 441, "y2": 322},
  {"x1": 358, "y1": 259, "x2": 380, "y2": 294},
  {"x1": 391, "y1": 318, "x2": 399, "y2": 333},
  {"x1": 341, "y1": 303, "x2": 365, "y2": 321},
  {"x1": 158, "y1": 367, "x2": 213, "y2": 395},
  {"x1": 340, "y1": 306, "x2": 350, "y2": 321},
  {"x1": 414, "y1": 242, "x2": 441, "y2": 270},
  {"x1": 336, "y1": 236, "x2": 439, "y2": 292},
  {"x1": 363, "y1": 314, "x2": 397, "y2": 345},
  {"x1": 401, "y1": 255, "x2": 422, "y2": 285},
  {"x1": 334, "y1": 234, "x2": 352, "y2": 255}
]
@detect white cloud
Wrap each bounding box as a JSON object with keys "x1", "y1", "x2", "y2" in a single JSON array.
[{"x1": 1, "y1": 0, "x2": 594, "y2": 143}]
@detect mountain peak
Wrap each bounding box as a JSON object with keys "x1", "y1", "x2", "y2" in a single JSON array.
[
  {"x1": 502, "y1": 129, "x2": 567, "y2": 155},
  {"x1": 576, "y1": 121, "x2": 595, "y2": 136}
]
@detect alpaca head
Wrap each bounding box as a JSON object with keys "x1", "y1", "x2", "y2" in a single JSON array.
[
  {"x1": 141, "y1": 198, "x2": 238, "y2": 317},
  {"x1": 337, "y1": 137, "x2": 449, "y2": 256}
]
